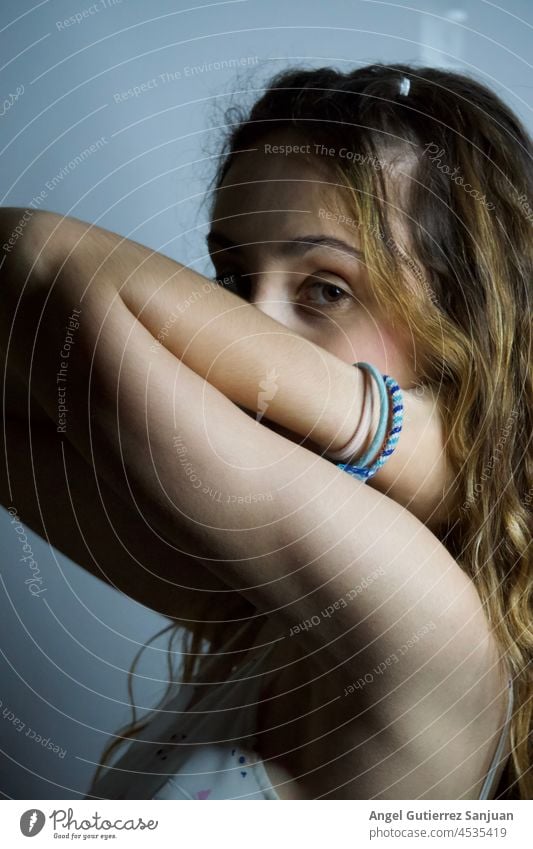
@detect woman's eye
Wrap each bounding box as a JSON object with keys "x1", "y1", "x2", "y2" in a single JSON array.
[
  {"x1": 212, "y1": 271, "x2": 354, "y2": 310},
  {"x1": 301, "y1": 279, "x2": 353, "y2": 308}
]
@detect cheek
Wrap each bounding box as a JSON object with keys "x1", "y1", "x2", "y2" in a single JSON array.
[{"x1": 319, "y1": 320, "x2": 415, "y2": 387}]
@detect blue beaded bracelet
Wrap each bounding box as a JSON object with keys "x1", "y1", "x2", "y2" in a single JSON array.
[{"x1": 337, "y1": 374, "x2": 404, "y2": 481}]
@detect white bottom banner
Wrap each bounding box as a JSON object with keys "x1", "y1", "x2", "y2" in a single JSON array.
[{"x1": 2, "y1": 799, "x2": 531, "y2": 848}]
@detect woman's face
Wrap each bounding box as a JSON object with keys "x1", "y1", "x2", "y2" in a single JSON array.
[{"x1": 207, "y1": 130, "x2": 418, "y2": 389}]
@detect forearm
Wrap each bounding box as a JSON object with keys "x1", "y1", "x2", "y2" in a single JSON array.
[
  {"x1": 2, "y1": 208, "x2": 364, "y2": 453},
  {"x1": 116, "y1": 260, "x2": 451, "y2": 529}
]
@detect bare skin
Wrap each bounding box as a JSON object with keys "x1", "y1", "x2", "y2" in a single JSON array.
[{"x1": 0, "y1": 140, "x2": 510, "y2": 798}]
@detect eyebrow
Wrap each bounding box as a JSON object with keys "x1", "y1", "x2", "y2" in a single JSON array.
[{"x1": 206, "y1": 231, "x2": 363, "y2": 260}]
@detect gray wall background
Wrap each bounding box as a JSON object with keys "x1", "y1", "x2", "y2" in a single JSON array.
[{"x1": 0, "y1": 0, "x2": 531, "y2": 799}]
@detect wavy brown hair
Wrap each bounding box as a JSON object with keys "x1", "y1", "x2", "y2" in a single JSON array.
[{"x1": 89, "y1": 62, "x2": 532, "y2": 800}]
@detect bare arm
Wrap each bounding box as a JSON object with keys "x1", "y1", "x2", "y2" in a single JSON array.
[
  {"x1": 0, "y1": 210, "x2": 244, "y2": 623},
  {"x1": 1, "y1": 207, "x2": 452, "y2": 529}
]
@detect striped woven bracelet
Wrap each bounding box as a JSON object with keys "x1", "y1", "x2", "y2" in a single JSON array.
[{"x1": 337, "y1": 375, "x2": 404, "y2": 481}]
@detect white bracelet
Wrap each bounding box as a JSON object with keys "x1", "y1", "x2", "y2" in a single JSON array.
[{"x1": 325, "y1": 366, "x2": 377, "y2": 464}]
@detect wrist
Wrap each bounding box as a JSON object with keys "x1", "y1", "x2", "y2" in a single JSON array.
[
  {"x1": 319, "y1": 361, "x2": 368, "y2": 455},
  {"x1": 324, "y1": 363, "x2": 384, "y2": 462},
  {"x1": 354, "y1": 371, "x2": 385, "y2": 464}
]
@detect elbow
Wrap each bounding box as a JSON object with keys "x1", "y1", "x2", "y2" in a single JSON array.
[{"x1": 0, "y1": 207, "x2": 60, "y2": 293}]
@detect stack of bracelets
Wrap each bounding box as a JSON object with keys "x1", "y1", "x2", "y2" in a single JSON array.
[{"x1": 326, "y1": 362, "x2": 404, "y2": 481}]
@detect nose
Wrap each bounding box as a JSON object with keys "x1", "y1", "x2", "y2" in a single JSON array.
[{"x1": 249, "y1": 279, "x2": 296, "y2": 329}]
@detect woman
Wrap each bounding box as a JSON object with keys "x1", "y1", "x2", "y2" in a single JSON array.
[{"x1": 0, "y1": 63, "x2": 531, "y2": 800}]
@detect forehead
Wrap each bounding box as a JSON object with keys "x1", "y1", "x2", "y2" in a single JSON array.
[{"x1": 211, "y1": 129, "x2": 346, "y2": 221}]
